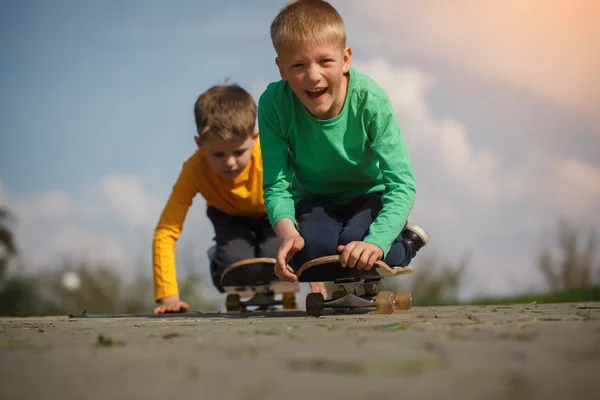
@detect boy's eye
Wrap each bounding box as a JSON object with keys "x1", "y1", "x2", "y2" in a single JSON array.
[
  {"x1": 212, "y1": 152, "x2": 225, "y2": 158},
  {"x1": 291, "y1": 63, "x2": 303, "y2": 68},
  {"x1": 320, "y1": 59, "x2": 333, "y2": 64},
  {"x1": 234, "y1": 150, "x2": 245, "y2": 156}
]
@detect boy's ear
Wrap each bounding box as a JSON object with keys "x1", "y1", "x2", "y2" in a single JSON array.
[
  {"x1": 194, "y1": 136, "x2": 202, "y2": 149},
  {"x1": 275, "y1": 57, "x2": 287, "y2": 81},
  {"x1": 251, "y1": 131, "x2": 259, "y2": 140},
  {"x1": 342, "y1": 46, "x2": 352, "y2": 74}
]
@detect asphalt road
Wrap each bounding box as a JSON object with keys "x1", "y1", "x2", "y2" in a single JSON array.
[{"x1": 1, "y1": 302, "x2": 599, "y2": 400}]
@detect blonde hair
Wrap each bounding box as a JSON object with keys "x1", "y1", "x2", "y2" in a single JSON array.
[
  {"x1": 194, "y1": 84, "x2": 256, "y2": 145},
  {"x1": 270, "y1": 0, "x2": 346, "y2": 54}
]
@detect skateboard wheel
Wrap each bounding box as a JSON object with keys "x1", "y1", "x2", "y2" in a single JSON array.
[
  {"x1": 395, "y1": 289, "x2": 412, "y2": 310},
  {"x1": 225, "y1": 294, "x2": 242, "y2": 312},
  {"x1": 306, "y1": 293, "x2": 325, "y2": 317},
  {"x1": 282, "y1": 292, "x2": 298, "y2": 310},
  {"x1": 375, "y1": 291, "x2": 395, "y2": 314}
]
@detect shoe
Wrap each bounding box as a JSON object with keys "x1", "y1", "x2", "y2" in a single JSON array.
[{"x1": 402, "y1": 223, "x2": 430, "y2": 257}]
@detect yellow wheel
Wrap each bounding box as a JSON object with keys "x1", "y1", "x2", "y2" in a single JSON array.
[
  {"x1": 375, "y1": 291, "x2": 395, "y2": 314},
  {"x1": 282, "y1": 292, "x2": 298, "y2": 310},
  {"x1": 395, "y1": 289, "x2": 412, "y2": 310},
  {"x1": 226, "y1": 294, "x2": 242, "y2": 312},
  {"x1": 306, "y1": 293, "x2": 325, "y2": 317}
]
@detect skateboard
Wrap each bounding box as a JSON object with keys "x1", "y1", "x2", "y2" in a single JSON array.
[
  {"x1": 220, "y1": 257, "x2": 300, "y2": 312},
  {"x1": 296, "y1": 255, "x2": 413, "y2": 317}
]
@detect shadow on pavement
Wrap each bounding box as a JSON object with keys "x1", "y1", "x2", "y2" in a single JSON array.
[{"x1": 68, "y1": 309, "x2": 371, "y2": 319}]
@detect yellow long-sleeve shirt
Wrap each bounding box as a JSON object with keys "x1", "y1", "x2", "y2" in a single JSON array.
[{"x1": 152, "y1": 139, "x2": 266, "y2": 302}]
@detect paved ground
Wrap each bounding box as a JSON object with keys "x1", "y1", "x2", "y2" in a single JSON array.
[{"x1": 1, "y1": 302, "x2": 599, "y2": 400}]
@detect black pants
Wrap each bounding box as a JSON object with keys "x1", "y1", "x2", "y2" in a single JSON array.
[{"x1": 206, "y1": 207, "x2": 279, "y2": 293}]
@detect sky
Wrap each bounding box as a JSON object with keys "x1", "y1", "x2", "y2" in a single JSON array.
[{"x1": 1, "y1": 0, "x2": 599, "y2": 300}]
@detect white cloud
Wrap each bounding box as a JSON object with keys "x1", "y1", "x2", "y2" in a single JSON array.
[
  {"x1": 558, "y1": 159, "x2": 600, "y2": 200},
  {"x1": 98, "y1": 174, "x2": 163, "y2": 229},
  {"x1": 352, "y1": 58, "x2": 600, "y2": 297},
  {"x1": 0, "y1": 174, "x2": 214, "y2": 278},
  {"x1": 355, "y1": 58, "x2": 501, "y2": 207},
  {"x1": 336, "y1": 0, "x2": 600, "y2": 122}
]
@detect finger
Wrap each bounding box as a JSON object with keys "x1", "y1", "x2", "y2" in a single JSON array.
[
  {"x1": 276, "y1": 243, "x2": 291, "y2": 271},
  {"x1": 339, "y1": 242, "x2": 354, "y2": 267},
  {"x1": 283, "y1": 267, "x2": 298, "y2": 282},
  {"x1": 153, "y1": 306, "x2": 163, "y2": 314},
  {"x1": 347, "y1": 245, "x2": 363, "y2": 268},
  {"x1": 156, "y1": 306, "x2": 167, "y2": 314},
  {"x1": 276, "y1": 263, "x2": 297, "y2": 282},
  {"x1": 274, "y1": 264, "x2": 285, "y2": 280},
  {"x1": 356, "y1": 249, "x2": 371, "y2": 270},
  {"x1": 364, "y1": 252, "x2": 379, "y2": 270},
  {"x1": 180, "y1": 302, "x2": 190, "y2": 312}
]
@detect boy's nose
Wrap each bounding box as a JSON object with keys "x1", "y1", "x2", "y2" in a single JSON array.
[
  {"x1": 225, "y1": 156, "x2": 236, "y2": 167},
  {"x1": 307, "y1": 65, "x2": 322, "y2": 82}
]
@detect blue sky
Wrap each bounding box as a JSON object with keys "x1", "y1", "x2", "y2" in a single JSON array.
[
  {"x1": 0, "y1": 0, "x2": 286, "y2": 196},
  {"x1": 1, "y1": 0, "x2": 599, "y2": 300}
]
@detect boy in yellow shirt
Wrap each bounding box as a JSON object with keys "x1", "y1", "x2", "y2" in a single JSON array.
[{"x1": 152, "y1": 83, "x2": 326, "y2": 314}]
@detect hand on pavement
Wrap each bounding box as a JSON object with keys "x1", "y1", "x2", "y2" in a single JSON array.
[{"x1": 153, "y1": 295, "x2": 190, "y2": 314}]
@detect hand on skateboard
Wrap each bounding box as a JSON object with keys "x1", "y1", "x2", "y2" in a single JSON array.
[
  {"x1": 275, "y1": 234, "x2": 304, "y2": 282},
  {"x1": 153, "y1": 295, "x2": 190, "y2": 314},
  {"x1": 337, "y1": 241, "x2": 383, "y2": 270}
]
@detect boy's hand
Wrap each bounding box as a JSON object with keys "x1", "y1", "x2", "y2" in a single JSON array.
[
  {"x1": 273, "y1": 218, "x2": 304, "y2": 282},
  {"x1": 275, "y1": 234, "x2": 304, "y2": 282},
  {"x1": 153, "y1": 295, "x2": 190, "y2": 314},
  {"x1": 309, "y1": 282, "x2": 328, "y2": 299},
  {"x1": 337, "y1": 241, "x2": 383, "y2": 270}
]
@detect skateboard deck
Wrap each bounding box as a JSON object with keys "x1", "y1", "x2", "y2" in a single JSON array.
[
  {"x1": 295, "y1": 255, "x2": 414, "y2": 317},
  {"x1": 296, "y1": 255, "x2": 413, "y2": 282},
  {"x1": 220, "y1": 257, "x2": 299, "y2": 312}
]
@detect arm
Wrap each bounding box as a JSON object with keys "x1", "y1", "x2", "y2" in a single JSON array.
[
  {"x1": 152, "y1": 159, "x2": 198, "y2": 304},
  {"x1": 363, "y1": 98, "x2": 416, "y2": 257},
  {"x1": 257, "y1": 90, "x2": 303, "y2": 281},
  {"x1": 257, "y1": 92, "x2": 296, "y2": 229}
]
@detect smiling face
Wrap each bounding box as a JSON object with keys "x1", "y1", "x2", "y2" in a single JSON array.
[
  {"x1": 276, "y1": 41, "x2": 352, "y2": 120},
  {"x1": 195, "y1": 133, "x2": 258, "y2": 181}
]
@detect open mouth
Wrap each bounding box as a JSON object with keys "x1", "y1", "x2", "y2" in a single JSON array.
[{"x1": 305, "y1": 87, "x2": 327, "y2": 100}]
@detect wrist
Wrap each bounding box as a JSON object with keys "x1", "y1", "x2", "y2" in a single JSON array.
[
  {"x1": 274, "y1": 218, "x2": 299, "y2": 240},
  {"x1": 159, "y1": 294, "x2": 180, "y2": 304}
]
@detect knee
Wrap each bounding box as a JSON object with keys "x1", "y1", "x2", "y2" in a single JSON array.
[
  {"x1": 258, "y1": 236, "x2": 280, "y2": 259},
  {"x1": 338, "y1": 226, "x2": 365, "y2": 246},
  {"x1": 214, "y1": 238, "x2": 255, "y2": 267},
  {"x1": 301, "y1": 229, "x2": 339, "y2": 259}
]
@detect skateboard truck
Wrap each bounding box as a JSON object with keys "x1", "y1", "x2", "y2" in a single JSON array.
[
  {"x1": 297, "y1": 255, "x2": 414, "y2": 317},
  {"x1": 306, "y1": 278, "x2": 412, "y2": 317},
  {"x1": 221, "y1": 258, "x2": 299, "y2": 312}
]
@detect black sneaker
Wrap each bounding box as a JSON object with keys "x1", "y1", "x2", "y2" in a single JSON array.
[{"x1": 402, "y1": 223, "x2": 430, "y2": 257}]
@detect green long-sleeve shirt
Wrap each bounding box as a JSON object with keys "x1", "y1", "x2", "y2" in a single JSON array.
[{"x1": 257, "y1": 67, "x2": 416, "y2": 256}]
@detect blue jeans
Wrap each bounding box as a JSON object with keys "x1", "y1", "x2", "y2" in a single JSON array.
[{"x1": 290, "y1": 192, "x2": 413, "y2": 270}]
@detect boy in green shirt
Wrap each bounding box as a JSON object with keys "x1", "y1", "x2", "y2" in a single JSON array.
[{"x1": 258, "y1": 0, "x2": 430, "y2": 282}]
